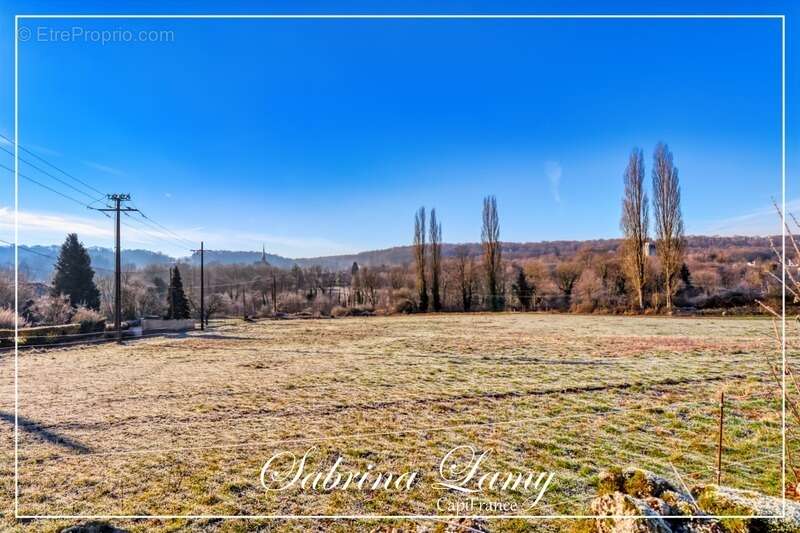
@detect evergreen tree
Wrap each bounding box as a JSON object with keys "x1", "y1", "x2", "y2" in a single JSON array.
[
  {"x1": 679, "y1": 262, "x2": 692, "y2": 288},
  {"x1": 52, "y1": 233, "x2": 100, "y2": 309},
  {"x1": 166, "y1": 266, "x2": 191, "y2": 319},
  {"x1": 512, "y1": 267, "x2": 534, "y2": 311}
]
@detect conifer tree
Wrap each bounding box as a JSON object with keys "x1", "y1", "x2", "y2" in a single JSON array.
[
  {"x1": 166, "y1": 266, "x2": 191, "y2": 319},
  {"x1": 52, "y1": 233, "x2": 100, "y2": 309},
  {"x1": 679, "y1": 262, "x2": 692, "y2": 289},
  {"x1": 512, "y1": 267, "x2": 534, "y2": 311}
]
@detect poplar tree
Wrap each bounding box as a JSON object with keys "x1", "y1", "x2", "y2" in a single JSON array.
[
  {"x1": 482, "y1": 196, "x2": 503, "y2": 311},
  {"x1": 652, "y1": 143, "x2": 685, "y2": 312},
  {"x1": 429, "y1": 208, "x2": 443, "y2": 312},
  {"x1": 413, "y1": 207, "x2": 429, "y2": 311},
  {"x1": 620, "y1": 147, "x2": 649, "y2": 310}
]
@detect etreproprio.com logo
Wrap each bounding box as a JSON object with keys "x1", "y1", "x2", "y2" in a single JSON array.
[{"x1": 18, "y1": 25, "x2": 175, "y2": 45}]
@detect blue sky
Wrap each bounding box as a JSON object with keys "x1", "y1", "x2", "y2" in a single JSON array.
[{"x1": 0, "y1": 1, "x2": 795, "y2": 258}]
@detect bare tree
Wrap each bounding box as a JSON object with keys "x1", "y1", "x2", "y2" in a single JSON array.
[
  {"x1": 482, "y1": 195, "x2": 503, "y2": 311},
  {"x1": 454, "y1": 245, "x2": 476, "y2": 311},
  {"x1": 359, "y1": 266, "x2": 379, "y2": 307},
  {"x1": 429, "y1": 208, "x2": 443, "y2": 312},
  {"x1": 652, "y1": 143, "x2": 685, "y2": 312},
  {"x1": 554, "y1": 261, "x2": 582, "y2": 307},
  {"x1": 621, "y1": 147, "x2": 649, "y2": 310},
  {"x1": 413, "y1": 207, "x2": 429, "y2": 311}
]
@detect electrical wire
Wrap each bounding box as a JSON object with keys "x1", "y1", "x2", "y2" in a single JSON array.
[
  {"x1": 0, "y1": 143, "x2": 102, "y2": 202},
  {"x1": 0, "y1": 133, "x2": 104, "y2": 196},
  {"x1": 0, "y1": 162, "x2": 105, "y2": 212}
]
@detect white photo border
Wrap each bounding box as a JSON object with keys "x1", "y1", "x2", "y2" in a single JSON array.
[{"x1": 13, "y1": 12, "x2": 788, "y2": 521}]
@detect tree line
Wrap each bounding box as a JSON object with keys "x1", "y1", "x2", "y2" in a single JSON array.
[
  {"x1": 0, "y1": 142, "x2": 781, "y2": 326},
  {"x1": 408, "y1": 143, "x2": 687, "y2": 314}
]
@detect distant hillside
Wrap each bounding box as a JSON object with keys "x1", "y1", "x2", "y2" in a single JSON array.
[
  {"x1": 4, "y1": 235, "x2": 779, "y2": 281},
  {"x1": 288, "y1": 235, "x2": 778, "y2": 270},
  {"x1": 7, "y1": 245, "x2": 176, "y2": 281},
  {"x1": 189, "y1": 250, "x2": 295, "y2": 269}
]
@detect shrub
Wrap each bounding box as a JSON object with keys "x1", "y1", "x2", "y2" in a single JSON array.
[
  {"x1": 0, "y1": 307, "x2": 27, "y2": 329},
  {"x1": 331, "y1": 305, "x2": 350, "y2": 318},
  {"x1": 29, "y1": 294, "x2": 73, "y2": 326},
  {"x1": 278, "y1": 293, "x2": 308, "y2": 314},
  {"x1": 71, "y1": 306, "x2": 106, "y2": 333},
  {"x1": 331, "y1": 305, "x2": 374, "y2": 318},
  {"x1": 310, "y1": 294, "x2": 335, "y2": 316},
  {"x1": 391, "y1": 288, "x2": 416, "y2": 314}
]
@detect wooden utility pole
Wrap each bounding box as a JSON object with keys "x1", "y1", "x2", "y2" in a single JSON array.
[
  {"x1": 200, "y1": 241, "x2": 204, "y2": 329},
  {"x1": 99, "y1": 194, "x2": 138, "y2": 343},
  {"x1": 717, "y1": 391, "x2": 725, "y2": 485},
  {"x1": 271, "y1": 272, "x2": 277, "y2": 314},
  {"x1": 242, "y1": 284, "x2": 246, "y2": 320},
  {"x1": 191, "y1": 242, "x2": 205, "y2": 330}
]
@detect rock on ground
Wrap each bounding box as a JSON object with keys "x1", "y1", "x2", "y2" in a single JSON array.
[
  {"x1": 588, "y1": 468, "x2": 800, "y2": 533},
  {"x1": 60, "y1": 522, "x2": 128, "y2": 533}
]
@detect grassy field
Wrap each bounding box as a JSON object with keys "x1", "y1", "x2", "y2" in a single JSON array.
[{"x1": 0, "y1": 313, "x2": 785, "y2": 532}]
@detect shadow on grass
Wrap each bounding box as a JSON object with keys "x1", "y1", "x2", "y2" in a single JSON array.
[
  {"x1": 0, "y1": 411, "x2": 91, "y2": 454},
  {"x1": 194, "y1": 334, "x2": 261, "y2": 341}
]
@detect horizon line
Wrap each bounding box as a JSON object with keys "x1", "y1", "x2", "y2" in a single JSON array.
[{"x1": 3, "y1": 232, "x2": 784, "y2": 261}]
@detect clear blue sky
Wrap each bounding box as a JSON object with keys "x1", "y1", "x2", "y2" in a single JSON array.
[{"x1": 0, "y1": 1, "x2": 795, "y2": 258}]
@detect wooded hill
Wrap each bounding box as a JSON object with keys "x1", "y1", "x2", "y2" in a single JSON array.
[{"x1": 5, "y1": 235, "x2": 780, "y2": 281}]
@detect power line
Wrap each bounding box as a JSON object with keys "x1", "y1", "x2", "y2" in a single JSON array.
[
  {"x1": 1, "y1": 139, "x2": 194, "y2": 269},
  {"x1": 132, "y1": 205, "x2": 196, "y2": 248},
  {"x1": 0, "y1": 143, "x2": 102, "y2": 202},
  {"x1": 0, "y1": 239, "x2": 56, "y2": 261},
  {"x1": 0, "y1": 133, "x2": 105, "y2": 196},
  {"x1": 0, "y1": 238, "x2": 173, "y2": 276},
  {"x1": 0, "y1": 163, "x2": 105, "y2": 213},
  {"x1": 121, "y1": 211, "x2": 193, "y2": 253}
]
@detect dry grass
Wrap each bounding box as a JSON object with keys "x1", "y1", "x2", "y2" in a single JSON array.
[{"x1": 0, "y1": 313, "x2": 783, "y2": 532}]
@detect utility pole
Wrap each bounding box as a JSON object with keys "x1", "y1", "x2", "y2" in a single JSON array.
[
  {"x1": 717, "y1": 391, "x2": 725, "y2": 485},
  {"x1": 241, "y1": 284, "x2": 246, "y2": 320},
  {"x1": 99, "y1": 194, "x2": 138, "y2": 343},
  {"x1": 191, "y1": 242, "x2": 205, "y2": 330},
  {"x1": 271, "y1": 271, "x2": 277, "y2": 314}
]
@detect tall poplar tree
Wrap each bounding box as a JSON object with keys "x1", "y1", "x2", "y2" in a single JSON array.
[
  {"x1": 429, "y1": 208, "x2": 442, "y2": 312},
  {"x1": 482, "y1": 196, "x2": 503, "y2": 311},
  {"x1": 652, "y1": 143, "x2": 685, "y2": 312},
  {"x1": 413, "y1": 207, "x2": 429, "y2": 312},
  {"x1": 620, "y1": 147, "x2": 649, "y2": 310}
]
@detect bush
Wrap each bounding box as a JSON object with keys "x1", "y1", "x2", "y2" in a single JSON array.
[
  {"x1": 692, "y1": 290, "x2": 756, "y2": 310},
  {"x1": 29, "y1": 294, "x2": 73, "y2": 325},
  {"x1": 71, "y1": 306, "x2": 106, "y2": 333},
  {"x1": 331, "y1": 305, "x2": 350, "y2": 318},
  {"x1": 310, "y1": 294, "x2": 335, "y2": 316},
  {"x1": 331, "y1": 305, "x2": 374, "y2": 318},
  {"x1": 0, "y1": 307, "x2": 27, "y2": 329},
  {"x1": 278, "y1": 293, "x2": 308, "y2": 314},
  {"x1": 391, "y1": 288, "x2": 416, "y2": 314}
]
